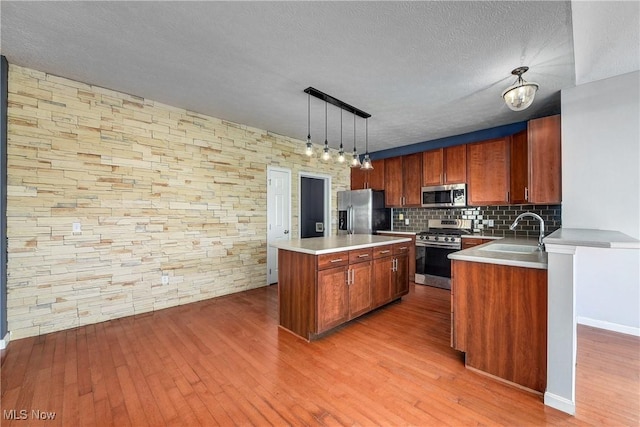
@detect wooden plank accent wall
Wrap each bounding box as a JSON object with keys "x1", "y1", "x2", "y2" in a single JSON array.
[{"x1": 5, "y1": 65, "x2": 350, "y2": 339}]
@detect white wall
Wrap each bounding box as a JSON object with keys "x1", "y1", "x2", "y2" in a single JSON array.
[
  {"x1": 562, "y1": 71, "x2": 640, "y2": 239},
  {"x1": 562, "y1": 71, "x2": 640, "y2": 334}
]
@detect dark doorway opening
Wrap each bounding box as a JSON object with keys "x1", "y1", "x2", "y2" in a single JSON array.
[{"x1": 301, "y1": 177, "x2": 325, "y2": 238}]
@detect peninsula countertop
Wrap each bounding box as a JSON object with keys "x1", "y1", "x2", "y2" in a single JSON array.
[
  {"x1": 270, "y1": 235, "x2": 412, "y2": 255},
  {"x1": 448, "y1": 237, "x2": 548, "y2": 270}
]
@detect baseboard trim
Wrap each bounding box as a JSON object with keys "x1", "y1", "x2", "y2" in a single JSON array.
[
  {"x1": 0, "y1": 331, "x2": 10, "y2": 350},
  {"x1": 544, "y1": 392, "x2": 575, "y2": 415},
  {"x1": 577, "y1": 316, "x2": 640, "y2": 337}
]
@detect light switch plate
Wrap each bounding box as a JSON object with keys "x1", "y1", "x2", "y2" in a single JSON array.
[{"x1": 72, "y1": 222, "x2": 81, "y2": 233}]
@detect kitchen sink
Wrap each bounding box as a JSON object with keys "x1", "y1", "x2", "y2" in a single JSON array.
[{"x1": 479, "y1": 243, "x2": 541, "y2": 254}]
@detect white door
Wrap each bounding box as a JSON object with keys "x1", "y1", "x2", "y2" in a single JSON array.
[{"x1": 267, "y1": 167, "x2": 291, "y2": 284}]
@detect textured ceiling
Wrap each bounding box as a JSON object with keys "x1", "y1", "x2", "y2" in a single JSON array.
[{"x1": 0, "y1": 2, "x2": 636, "y2": 154}]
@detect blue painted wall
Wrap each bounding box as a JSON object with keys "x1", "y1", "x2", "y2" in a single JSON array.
[{"x1": 369, "y1": 121, "x2": 527, "y2": 160}]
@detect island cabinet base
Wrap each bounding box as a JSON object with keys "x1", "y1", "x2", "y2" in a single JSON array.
[
  {"x1": 277, "y1": 244, "x2": 409, "y2": 341},
  {"x1": 451, "y1": 260, "x2": 547, "y2": 393}
]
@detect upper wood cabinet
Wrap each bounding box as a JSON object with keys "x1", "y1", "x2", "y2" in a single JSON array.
[
  {"x1": 528, "y1": 115, "x2": 561, "y2": 204},
  {"x1": 467, "y1": 137, "x2": 510, "y2": 206},
  {"x1": 384, "y1": 153, "x2": 422, "y2": 207},
  {"x1": 509, "y1": 115, "x2": 562, "y2": 205},
  {"x1": 509, "y1": 130, "x2": 529, "y2": 204},
  {"x1": 350, "y1": 159, "x2": 385, "y2": 190},
  {"x1": 422, "y1": 145, "x2": 467, "y2": 186}
]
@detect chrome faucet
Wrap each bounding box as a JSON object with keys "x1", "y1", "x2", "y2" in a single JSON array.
[{"x1": 510, "y1": 212, "x2": 545, "y2": 248}]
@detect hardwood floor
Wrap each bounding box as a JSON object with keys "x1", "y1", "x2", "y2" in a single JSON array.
[{"x1": 1, "y1": 283, "x2": 638, "y2": 426}]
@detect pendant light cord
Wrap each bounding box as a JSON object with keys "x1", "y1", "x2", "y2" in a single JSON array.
[
  {"x1": 324, "y1": 101, "x2": 328, "y2": 144},
  {"x1": 307, "y1": 92, "x2": 310, "y2": 140}
]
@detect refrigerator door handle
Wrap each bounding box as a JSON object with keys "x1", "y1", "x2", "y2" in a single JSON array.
[{"x1": 349, "y1": 205, "x2": 354, "y2": 234}]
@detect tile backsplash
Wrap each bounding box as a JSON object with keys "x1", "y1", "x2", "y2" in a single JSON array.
[{"x1": 392, "y1": 205, "x2": 561, "y2": 238}]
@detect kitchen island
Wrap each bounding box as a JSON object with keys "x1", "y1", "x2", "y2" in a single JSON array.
[
  {"x1": 448, "y1": 238, "x2": 548, "y2": 393},
  {"x1": 271, "y1": 235, "x2": 412, "y2": 340}
]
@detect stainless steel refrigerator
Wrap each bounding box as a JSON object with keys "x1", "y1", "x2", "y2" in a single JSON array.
[{"x1": 337, "y1": 189, "x2": 391, "y2": 235}]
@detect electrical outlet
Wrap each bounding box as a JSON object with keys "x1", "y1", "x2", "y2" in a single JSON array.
[
  {"x1": 72, "y1": 222, "x2": 82, "y2": 233},
  {"x1": 399, "y1": 213, "x2": 404, "y2": 220},
  {"x1": 404, "y1": 218, "x2": 410, "y2": 225},
  {"x1": 487, "y1": 219, "x2": 494, "y2": 227},
  {"x1": 161, "y1": 275, "x2": 169, "y2": 285}
]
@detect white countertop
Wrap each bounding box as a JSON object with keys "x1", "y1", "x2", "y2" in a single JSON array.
[
  {"x1": 543, "y1": 228, "x2": 640, "y2": 249},
  {"x1": 461, "y1": 234, "x2": 503, "y2": 240},
  {"x1": 448, "y1": 237, "x2": 548, "y2": 270},
  {"x1": 270, "y1": 235, "x2": 412, "y2": 255},
  {"x1": 377, "y1": 230, "x2": 417, "y2": 236}
]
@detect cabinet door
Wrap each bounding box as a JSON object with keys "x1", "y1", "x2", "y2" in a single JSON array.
[
  {"x1": 528, "y1": 115, "x2": 561, "y2": 204},
  {"x1": 384, "y1": 156, "x2": 404, "y2": 207},
  {"x1": 422, "y1": 149, "x2": 444, "y2": 186},
  {"x1": 509, "y1": 130, "x2": 528, "y2": 204},
  {"x1": 317, "y1": 266, "x2": 349, "y2": 333},
  {"x1": 392, "y1": 254, "x2": 409, "y2": 299},
  {"x1": 350, "y1": 167, "x2": 367, "y2": 190},
  {"x1": 372, "y1": 256, "x2": 393, "y2": 308},
  {"x1": 467, "y1": 138, "x2": 510, "y2": 205},
  {"x1": 368, "y1": 159, "x2": 386, "y2": 190},
  {"x1": 349, "y1": 261, "x2": 372, "y2": 318},
  {"x1": 443, "y1": 145, "x2": 467, "y2": 184},
  {"x1": 402, "y1": 153, "x2": 423, "y2": 206}
]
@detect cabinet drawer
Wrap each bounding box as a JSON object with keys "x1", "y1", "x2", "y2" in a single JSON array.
[
  {"x1": 372, "y1": 245, "x2": 393, "y2": 259},
  {"x1": 393, "y1": 243, "x2": 411, "y2": 255},
  {"x1": 461, "y1": 238, "x2": 493, "y2": 249},
  {"x1": 317, "y1": 251, "x2": 349, "y2": 270},
  {"x1": 349, "y1": 248, "x2": 373, "y2": 264}
]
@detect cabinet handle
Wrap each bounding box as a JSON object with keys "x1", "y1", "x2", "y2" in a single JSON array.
[
  {"x1": 525, "y1": 187, "x2": 529, "y2": 201},
  {"x1": 358, "y1": 254, "x2": 369, "y2": 258},
  {"x1": 444, "y1": 172, "x2": 447, "y2": 183},
  {"x1": 440, "y1": 173, "x2": 443, "y2": 184},
  {"x1": 346, "y1": 270, "x2": 351, "y2": 285},
  {"x1": 379, "y1": 250, "x2": 391, "y2": 254},
  {"x1": 506, "y1": 191, "x2": 510, "y2": 203},
  {"x1": 402, "y1": 196, "x2": 406, "y2": 206},
  {"x1": 330, "y1": 258, "x2": 344, "y2": 263},
  {"x1": 351, "y1": 269, "x2": 355, "y2": 285},
  {"x1": 398, "y1": 246, "x2": 407, "y2": 251}
]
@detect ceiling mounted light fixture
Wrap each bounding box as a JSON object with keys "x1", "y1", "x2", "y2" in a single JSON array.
[
  {"x1": 350, "y1": 113, "x2": 361, "y2": 168},
  {"x1": 502, "y1": 66, "x2": 539, "y2": 111},
  {"x1": 303, "y1": 87, "x2": 371, "y2": 167},
  {"x1": 322, "y1": 100, "x2": 331, "y2": 161},
  {"x1": 305, "y1": 91, "x2": 313, "y2": 156},
  {"x1": 361, "y1": 118, "x2": 373, "y2": 170}
]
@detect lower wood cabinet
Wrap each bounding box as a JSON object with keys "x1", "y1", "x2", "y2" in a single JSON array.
[
  {"x1": 451, "y1": 260, "x2": 547, "y2": 393},
  {"x1": 278, "y1": 244, "x2": 409, "y2": 340},
  {"x1": 372, "y1": 244, "x2": 408, "y2": 307}
]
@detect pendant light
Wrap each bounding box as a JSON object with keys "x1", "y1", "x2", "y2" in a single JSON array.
[
  {"x1": 322, "y1": 100, "x2": 331, "y2": 161},
  {"x1": 337, "y1": 109, "x2": 345, "y2": 163},
  {"x1": 361, "y1": 118, "x2": 373, "y2": 170},
  {"x1": 305, "y1": 91, "x2": 313, "y2": 156},
  {"x1": 502, "y1": 66, "x2": 539, "y2": 111},
  {"x1": 350, "y1": 113, "x2": 361, "y2": 168}
]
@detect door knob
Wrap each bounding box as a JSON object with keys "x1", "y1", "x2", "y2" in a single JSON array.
[{"x1": 284, "y1": 230, "x2": 289, "y2": 234}]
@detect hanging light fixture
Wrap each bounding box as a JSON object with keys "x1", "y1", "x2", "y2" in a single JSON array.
[
  {"x1": 350, "y1": 113, "x2": 361, "y2": 168},
  {"x1": 361, "y1": 118, "x2": 373, "y2": 170},
  {"x1": 337, "y1": 109, "x2": 345, "y2": 163},
  {"x1": 322, "y1": 100, "x2": 331, "y2": 161},
  {"x1": 305, "y1": 91, "x2": 313, "y2": 156},
  {"x1": 502, "y1": 66, "x2": 539, "y2": 111}
]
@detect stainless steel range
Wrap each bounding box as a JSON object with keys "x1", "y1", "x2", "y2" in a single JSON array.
[{"x1": 415, "y1": 219, "x2": 472, "y2": 289}]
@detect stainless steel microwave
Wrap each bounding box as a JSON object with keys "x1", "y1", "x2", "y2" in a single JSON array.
[{"x1": 421, "y1": 183, "x2": 467, "y2": 208}]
